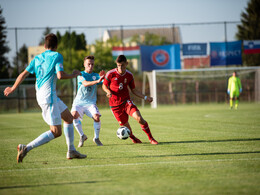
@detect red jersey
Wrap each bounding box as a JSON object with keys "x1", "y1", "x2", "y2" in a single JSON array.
[{"x1": 103, "y1": 68, "x2": 135, "y2": 107}]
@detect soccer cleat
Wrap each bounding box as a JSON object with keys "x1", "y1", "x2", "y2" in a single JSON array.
[
  {"x1": 78, "y1": 134, "x2": 88, "y2": 147},
  {"x1": 17, "y1": 144, "x2": 28, "y2": 163},
  {"x1": 93, "y1": 138, "x2": 103, "y2": 146},
  {"x1": 67, "y1": 150, "x2": 87, "y2": 159},
  {"x1": 131, "y1": 137, "x2": 142, "y2": 144},
  {"x1": 150, "y1": 139, "x2": 158, "y2": 145}
]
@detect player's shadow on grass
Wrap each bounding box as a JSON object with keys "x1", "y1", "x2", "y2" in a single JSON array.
[
  {"x1": 0, "y1": 180, "x2": 102, "y2": 190},
  {"x1": 158, "y1": 138, "x2": 260, "y2": 145},
  {"x1": 149, "y1": 151, "x2": 260, "y2": 158}
]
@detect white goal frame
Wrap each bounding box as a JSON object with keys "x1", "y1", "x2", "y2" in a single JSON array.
[{"x1": 142, "y1": 66, "x2": 260, "y2": 108}]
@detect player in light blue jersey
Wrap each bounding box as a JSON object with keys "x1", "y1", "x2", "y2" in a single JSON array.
[
  {"x1": 4, "y1": 33, "x2": 86, "y2": 163},
  {"x1": 71, "y1": 55, "x2": 105, "y2": 147}
]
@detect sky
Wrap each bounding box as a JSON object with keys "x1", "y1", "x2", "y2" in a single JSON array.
[{"x1": 0, "y1": 0, "x2": 249, "y2": 64}]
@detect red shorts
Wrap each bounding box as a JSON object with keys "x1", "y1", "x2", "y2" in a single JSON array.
[{"x1": 111, "y1": 100, "x2": 139, "y2": 125}]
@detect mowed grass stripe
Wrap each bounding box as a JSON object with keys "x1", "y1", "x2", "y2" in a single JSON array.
[{"x1": 1, "y1": 157, "x2": 260, "y2": 173}]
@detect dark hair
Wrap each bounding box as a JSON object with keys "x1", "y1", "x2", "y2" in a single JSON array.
[
  {"x1": 45, "y1": 33, "x2": 58, "y2": 50},
  {"x1": 116, "y1": 55, "x2": 127, "y2": 63},
  {"x1": 84, "y1": 55, "x2": 95, "y2": 60}
]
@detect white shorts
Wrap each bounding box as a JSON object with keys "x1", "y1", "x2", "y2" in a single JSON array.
[
  {"x1": 39, "y1": 99, "x2": 68, "y2": 126},
  {"x1": 71, "y1": 104, "x2": 101, "y2": 120}
]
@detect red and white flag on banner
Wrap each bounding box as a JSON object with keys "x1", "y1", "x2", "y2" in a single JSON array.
[
  {"x1": 112, "y1": 46, "x2": 140, "y2": 59},
  {"x1": 243, "y1": 40, "x2": 260, "y2": 54}
]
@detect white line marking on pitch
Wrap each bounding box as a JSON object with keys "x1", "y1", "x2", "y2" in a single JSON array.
[{"x1": 1, "y1": 158, "x2": 260, "y2": 173}]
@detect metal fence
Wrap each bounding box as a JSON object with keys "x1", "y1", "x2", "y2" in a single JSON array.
[
  {"x1": 6, "y1": 21, "x2": 240, "y2": 68},
  {"x1": 2, "y1": 21, "x2": 245, "y2": 112}
]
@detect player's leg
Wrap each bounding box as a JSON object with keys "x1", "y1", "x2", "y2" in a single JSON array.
[
  {"x1": 131, "y1": 111, "x2": 158, "y2": 145},
  {"x1": 88, "y1": 104, "x2": 103, "y2": 146},
  {"x1": 111, "y1": 104, "x2": 142, "y2": 143},
  {"x1": 234, "y1": 91, "x2": 240, "y2": 109},
  {"x1": 72, "y1": 110, "x2": 85, "y2": 137},
  {"x1": 92, "y1": 114, "x2": 103, "y2": 146},
  {"x1": 127, "y1": 101, "x2": 158, "y2": 144},
  {"x1": 17, "y1": 103, "x2": 60, "y2": 163},
  {"x1": 123, "y1": 122, "x2": 142, "y2": 143},
  {"x1": 229, "y1": 91, "x2": 235, "y2": 109},
  {"x1": 61, "y1": 106, "x2": 86, "y2": 159},
  {"x1": 71, "y1": 107, "x2": 88, "y2": 147}
]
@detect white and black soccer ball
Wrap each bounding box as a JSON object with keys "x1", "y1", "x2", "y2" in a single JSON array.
[{"x1": 117, "y1": 126, "x2": 131, "y2": 140}]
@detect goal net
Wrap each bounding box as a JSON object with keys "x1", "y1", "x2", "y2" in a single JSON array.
[{"x1": 143, "y1": 67, "x2": 260, "y2": 108}]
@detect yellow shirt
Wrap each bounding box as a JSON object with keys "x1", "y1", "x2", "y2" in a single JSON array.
[{"x1": 228, "y1": 76, "x2": 242, "y2": 92}]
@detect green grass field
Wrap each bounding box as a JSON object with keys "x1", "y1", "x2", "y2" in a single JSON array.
[{"x1": 0, "y1": 103, "x2": 260, "y2": 195}]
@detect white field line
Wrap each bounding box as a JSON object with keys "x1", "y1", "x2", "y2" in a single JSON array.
[{"x1": 1, "y1": 158, "x2": 260, "y2": 173}]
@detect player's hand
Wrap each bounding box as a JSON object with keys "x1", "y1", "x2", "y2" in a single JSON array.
[
  {"x1": 144, "y1": 95, "x2": 153, "y2": 102},
  {"x1": 4, "y1": 87, "x2": 13, "y2": 97},
  {"x1": 106, "y1": 92, "x2": 112, "y2": 98},
  {"x1": 72, "y1": 70, "x2": 81, "y2": 77},
  {"x1": 98, "y1": 75, "x2": 105, "y2": 83},
  {"x1": 99, "y1": 70, "x2": 105, "y2": 77},
  {"x1": 146, "y1": 96, "x2": 153, "y2": 103}
]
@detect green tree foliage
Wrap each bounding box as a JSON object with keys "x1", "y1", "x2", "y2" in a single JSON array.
[
  {"x1": 0, "y1": 6, "x2": 10, "y2": 78},
  {"x1": 56, "y1": 31, "x2": 87, "y2": 72},
  {"x1": 130, "y1": 32, "x2": 171, "y2": 46},
  {"x1": 92, "y1": 36, "x2": 122, "y2": 73},
  {"x1": 12, "y1": 44, "x2": 30, "y2": 77},
  {"x1": 236, "y1": 0, "x2": 260, "y2": 66}
]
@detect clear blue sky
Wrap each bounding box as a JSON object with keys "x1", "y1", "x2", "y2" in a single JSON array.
[{"x1": 0, "y1": 0, "x2": 249, "y2": 64}]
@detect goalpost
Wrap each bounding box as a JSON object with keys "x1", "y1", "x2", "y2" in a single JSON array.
[{"x1": 142, "y1": 66, "x2": 260, "y2": 108}]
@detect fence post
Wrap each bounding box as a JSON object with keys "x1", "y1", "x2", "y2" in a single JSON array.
[
  {"x1": 120, "y1": 25, "x2": 124, "y2": 46},
  {"x1": 15, "y1": 27, "x2": 21, "y2": 113}
]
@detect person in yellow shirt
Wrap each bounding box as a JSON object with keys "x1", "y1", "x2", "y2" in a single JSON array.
[{"x1": 227, "y1": 71, "x2": 242, "y2": 109}]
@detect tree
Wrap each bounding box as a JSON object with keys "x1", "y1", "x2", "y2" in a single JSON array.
[
  {"x1": 130, "y1": 32, "x2": 171, "y2": 46},
  {"x1": 12, "y1": 44, "x2": 30, "y2": 77},
  {"x1": 236, "y1": 0, "x2": 260, "y2": 66},
  {"x1": 56, "y1": 30, "x2": 87, "y2": 72},
  {"x1": 92, "y1": 36, "x2": 122, "y2": 73},
  {"x1": 0, "y1": 6, "x2": 10, "y2": 78}
]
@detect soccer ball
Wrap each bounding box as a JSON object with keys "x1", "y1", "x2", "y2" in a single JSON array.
[{"x1": 117, "y1": 126, "x2": 131, "y2": 140}]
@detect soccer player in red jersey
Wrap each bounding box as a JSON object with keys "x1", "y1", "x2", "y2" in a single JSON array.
[{"x1": 102, "y1": 55, "x2": 158, "y2": 144}]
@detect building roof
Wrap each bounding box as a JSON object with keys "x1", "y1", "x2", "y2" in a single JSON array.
[{"x1": 103, "y1": 27, "x2": 182, "y2": 44}]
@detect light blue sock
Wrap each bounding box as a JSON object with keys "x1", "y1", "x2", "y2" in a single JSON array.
[
  {"x1": 63, "y1": 123, "x2": 76, "y2": 151},
  {"x1": 26, "y1": 130, "x2": 55, "y2": 152}
]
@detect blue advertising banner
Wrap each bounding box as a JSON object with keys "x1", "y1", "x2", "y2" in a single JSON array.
[
  {"x1": 210, "y1": 41, "x2": 242, "y2": 66},
  {"x1": 183, "y1": 43, "x2": 207, "y2": 56},
  {"x1": 140, "y1": 44, "x2": 181, "y2": 71}
]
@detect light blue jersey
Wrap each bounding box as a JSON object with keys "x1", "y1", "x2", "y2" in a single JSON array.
[
  {"x1": 26, "y1": 50, "x2": 64, "y2": 104},
  {"x1": 73, "y1": 71, "x2": 102, "y2": 106}
]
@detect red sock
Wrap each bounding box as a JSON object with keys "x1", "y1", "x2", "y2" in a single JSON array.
[{"x1": 141, "y1": 122, "x2": 153, "y2": 140}]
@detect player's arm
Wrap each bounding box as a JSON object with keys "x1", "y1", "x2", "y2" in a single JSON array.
[
  {"x1": 4, "y1": 70, "x2": 30, "y2": 96},
  {"x1": 102, "y1": 83, "x2": 112, "y2": 98},
  {"x1": 102, "y1": 72, "x2": 112, "y2": 98},
  {"x1": 131, "y1": 88, "x2": 153, "y2": 103},
  {"x1": 82, "y1": 72, "x2": 105, "y2": 87},
  {"x1": 227, "y1": 77, "x2": 231, "y2": 94},
  {"x1": 57, "y1": 70, "x2": 81, "y2": 80},
  {"x1": 238, "y1": 78, "x2": 242, "y2": 93}
]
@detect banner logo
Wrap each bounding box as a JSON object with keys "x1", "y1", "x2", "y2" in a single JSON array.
[{"x1": 151, "y1": 49, "x2": 169, "y2": 66}]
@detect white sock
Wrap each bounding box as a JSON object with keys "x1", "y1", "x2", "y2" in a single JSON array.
[
  {"x1": 93, "y1": 121, "x2": 101, "y2": 139},
  {"x1": 73, "y1": 118, "x2": 84, "y2": 137},
  {"x1": 63, "y1": 123, "x2": 76, "y2": 151},
  {"x1": 26, "y1": 130, "x2": 55, "y2": 152}
]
